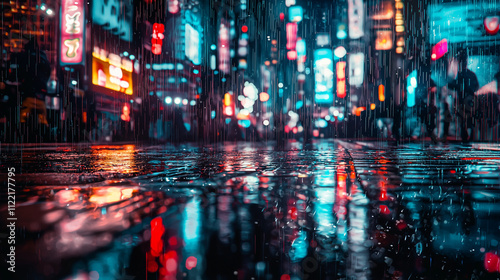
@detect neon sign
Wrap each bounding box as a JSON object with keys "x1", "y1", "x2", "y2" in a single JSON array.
[
  {"x1": 336, "y1": 61, "x2": 346, "y2": 98},
  {"x1": 286, "y1": 23, "x2": 298, "y2": 50},
  {"x1": 314, "y1": 49, "x2": 334, "y2": 104},
  {"x1": 152, "y1": 23, "x2": 164, "y2": 55},
  {"x1": 484, "y1": 16, "x2": 500, "y2": 35},
  {"x1": 219, "y1": 19, "x2": 231, "y2": 74},
  {"x1": 375, "y1": 31, "x2": 393, "y2": 50},
  {"x1": 91, "y1": 0, "x2": 133, "y2": 42},
  {"x1": 185, "y1": 24, "x2": 200, "y2": 65},
  {"x1": 92, "y1": 47, "x2": 133, "y2": 95},
  {"x1": 431, "y1": 39, "x2": 448, "y2": 61},
  {"x1": 407, "y1": 70, "x2": 417, "y2": 107},
  {"x1": 60, "y1": 0, "x2": 84, "y2": 65}
]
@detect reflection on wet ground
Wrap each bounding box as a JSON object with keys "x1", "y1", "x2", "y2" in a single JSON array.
[{"x1": 1, "y1": 140, "x2": 500, "y2": 279}]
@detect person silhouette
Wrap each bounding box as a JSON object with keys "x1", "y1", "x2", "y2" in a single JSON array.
[{"x1": 448, "y1": 50, "x2": 479, "y2": 142}]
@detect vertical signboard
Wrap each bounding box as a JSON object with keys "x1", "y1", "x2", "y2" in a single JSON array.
[
  {"x1": 219, "y1": 19, "x2": 231, "y2": 74},
  {"x1": 314, "y1": 49, "x2": 334, "y2": 104},
  {"x1": 152, "y1": 23, "x2": 165, "y2": 55},
  {"x1": 336, "y1": 61, "x2": 347, "y2": 98},
  {"x1": 348, "y1": 0, "x2": 364, "y2": 39},
  {"x1": 348, "y1": 53, "x2": 364, "y2": 87},
  {"x1": 60, "y1": 0, "x2": 85, "y2": 65},
  {"x1": 185, "y1": 24, "x2": 201, "y2": 65},
  {"x1": 286, "y1": 23, "x2": 298, "y2": 50}
]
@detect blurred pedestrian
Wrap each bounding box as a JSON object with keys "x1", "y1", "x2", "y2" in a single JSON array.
[
  {"x1": 447, "y1": 50, "x2": 479, "y2": 142},
  {"x1": 12, "y1": 39, "x2": 51, "y2": 141},
  {"x1": 172, "y1": 106, "x2": 188, "y2": 142},
  {"x1": 474, "y1": 62, "x2": 500, "y2": 140},
  {"x1": 441, "y1": 102, "x2": 453, "y2": 143},
  {"x1": 426, "y1": 80, "x2": 438, "y2": 143}
]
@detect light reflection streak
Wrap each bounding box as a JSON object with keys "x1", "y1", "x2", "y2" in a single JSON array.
[
  {"x1": 289, "y1": 230, "x2": 308, "y2": 263},
  {"x1": 347, "y1": 193, "x2": 370, "y2": 280},
  {"x1": 89, "y1": 187, "x2": 138, "y2": 206},
  {"x1": 314, "y1": 188, "x2": 336, "y2": 237},
  {"x1": 91, "y1": 145, "x2": 138, "y2": 174},
  {"x1": 183, "y1": 197, "x2": 201, "y2": 250},
  {"x1": 181, "y1": 197, "x2": 203, "y2": 277}
]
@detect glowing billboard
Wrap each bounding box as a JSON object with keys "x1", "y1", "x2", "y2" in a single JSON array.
[
  {"x1": 289, "y1": 6, "x2": 303, "y2": 23},
  {"x1": 92, "y1": 47, "x2": 133, "y2": 95},
  {"x1": 314, "y1": 49, "x2": 334, "y2": 104},
  {"x1": 60, "y1": 0, "x2": 84, "y2": 65},
  {"x1": 185, "y1": 24, "x2": 201, "y2": 65},
  {"x1": 91, "y1": 0, "x2": 133, "y2": 41}
]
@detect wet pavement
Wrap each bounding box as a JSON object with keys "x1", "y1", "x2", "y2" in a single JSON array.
[{"x1": 2, "y1": 140, "x2": 500, "y2": 280}]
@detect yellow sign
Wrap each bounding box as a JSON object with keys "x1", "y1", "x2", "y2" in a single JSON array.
[{"x1": 92, "y1": 47, "x2": 133, "y2": 95}]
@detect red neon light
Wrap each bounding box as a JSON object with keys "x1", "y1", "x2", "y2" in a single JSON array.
[
  {"x1": 336, "y1": 61, "x2": 346, "y2": 98},
  {"x1": 485, "y1": 252, "x2": 499, "y2": 273},
  {"x1": 287, "y1": 50, "x2": 297, "y2": 60},
  {"x1": 60, "y1": 0, "x2": 84, "y2": 65},
  {"x1": 219, "y1": 19, "x2": 231, "y2": 74},
  {"x1": 280, "y1": 13, "x2": 285, "y2": 21},
  {"x1": 152, "y1": 23, "x2": 165, "y2": 55},
  {"x1": 241, "y1": 25, "x2": 248, "y2": 33},
  {"x1": 485, "y1": 16, "x2": 500, "y2": 35},
  {"x1": 286, "y1": 23, "x2": 297, "y2": 50},
  {"x1": 431, "y1": 39, "x2": 448, "y2": 61}
]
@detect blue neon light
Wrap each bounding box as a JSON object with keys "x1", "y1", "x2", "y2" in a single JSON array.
[
  {"x1": 314, "y1": 49, "x2": 334, "y2": 104},
  {"x1": 407, "y1": 70, "x2": 417, "y2": 107}
]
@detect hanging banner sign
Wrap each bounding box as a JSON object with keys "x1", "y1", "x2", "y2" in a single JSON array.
[{"x1": 60, "y1": 0, "x2": 85, "y2": 65}]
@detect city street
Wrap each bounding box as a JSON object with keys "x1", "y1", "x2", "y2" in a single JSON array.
[{"x1": 2, "y1": 140, "x2": 500, "y2": 279}]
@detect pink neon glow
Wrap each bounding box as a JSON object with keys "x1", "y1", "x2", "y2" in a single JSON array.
[
  {"x1": 431, "y1": 39, "x2": 448, "y2": 61},
  {"x1": 60, "y1": 0, "x2": 84, "y2": 64},
  {"x1": 287, "y1": 50, "x2": 297, "y2": 60},
  {"x1": 286, "y1": 23, "x2": 297, "y2": 50}
]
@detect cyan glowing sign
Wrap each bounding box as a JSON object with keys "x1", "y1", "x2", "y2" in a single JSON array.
[{"x1": 314, "y1": 49, "x2": 334, "y2": 104}]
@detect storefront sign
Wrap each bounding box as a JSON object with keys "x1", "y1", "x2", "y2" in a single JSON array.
[
  {"x1": 91, "y1": 0, "x2": 133, "y2": 41},
  {"x1": 60, "y1": 0, "x2": 84, "y2": 65},
  {"x1": 92, "y1": 47, "x2": 133, "y2": 95}
]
